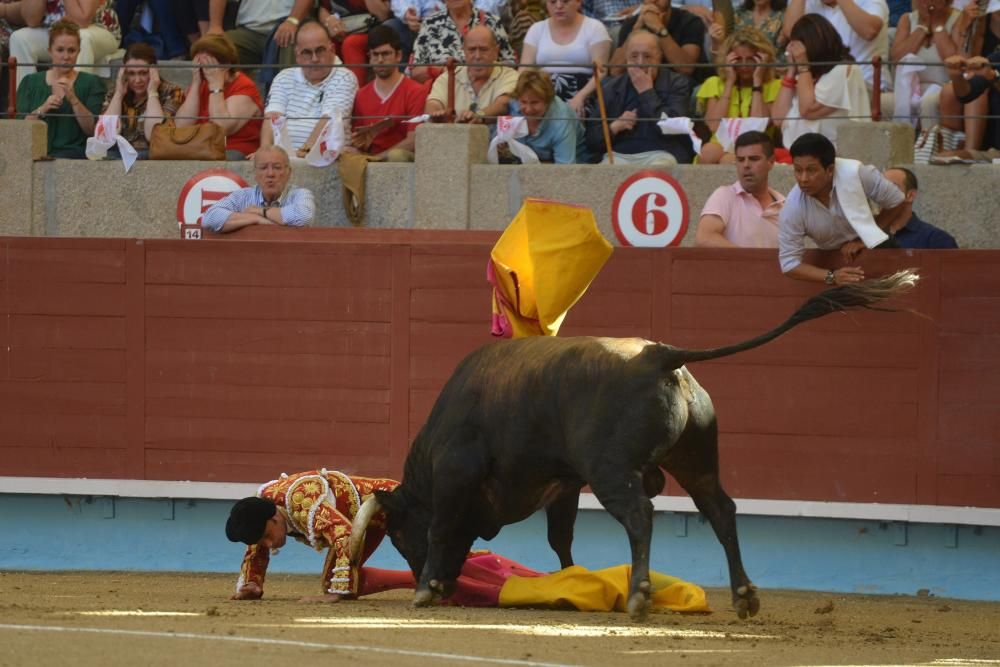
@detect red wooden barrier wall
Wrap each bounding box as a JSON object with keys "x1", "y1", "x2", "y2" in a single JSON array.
[{"x1": 0, "y1": 233, "x2": 997, "y2": 509}]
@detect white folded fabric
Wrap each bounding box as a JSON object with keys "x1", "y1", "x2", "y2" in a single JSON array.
[
  {"x1": 306, "y1": 112, "x2": 344, "y2": 167},
  {"x1": 834, "y1": 158, "x2": 889, "y2": 248},
  {"x1": 85, "y1": 114, "x2": 139, "y2": 173},
  {"x1": 657, "y1": 115, "x2": 702, "y2": 154},
  {"x1": 715, "y1": 117, "x2": 770, "y2": 152},
  {"x1": 486, "y1": 116, "x2": 539, "y2": 164}
]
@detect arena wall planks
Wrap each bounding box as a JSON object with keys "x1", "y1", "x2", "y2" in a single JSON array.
[{"x1": 0, "y1": 235, "x2": 997, "y2": 512}]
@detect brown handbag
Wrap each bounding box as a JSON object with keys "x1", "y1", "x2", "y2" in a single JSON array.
[{"x1": 149, "y1": 120, "x2": 227, "y2": 161}]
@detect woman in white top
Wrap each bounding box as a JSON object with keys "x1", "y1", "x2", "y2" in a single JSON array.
[
  {"x1": 890, "y1": 0, "x2": 962, "y2": 125},
  {"x1": 772, "y1": 13, "x2": 870, "y2": 148},
  {"x1": 519, "y1": 0, "x2": 611, "y2": 116}
]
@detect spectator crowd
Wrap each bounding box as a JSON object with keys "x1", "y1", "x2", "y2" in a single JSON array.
[
  {"x1": 0, "y1": 0, "x2": 990, "y2": 256},
  {"x1": 3, "y1": 0, "x2": 998, "y2": 163}
]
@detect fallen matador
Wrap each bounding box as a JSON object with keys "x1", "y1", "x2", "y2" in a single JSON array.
[{"x1": 226, "y1": 468, "x2": 708, "y2": 612}]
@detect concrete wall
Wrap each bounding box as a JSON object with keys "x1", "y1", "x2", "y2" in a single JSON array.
[
  {"x1": 3, "y1": 493, "x2": 999, "y2": 600},
  {"x1": 2, "y1": 119, "x2": 998, "y2": 247}
]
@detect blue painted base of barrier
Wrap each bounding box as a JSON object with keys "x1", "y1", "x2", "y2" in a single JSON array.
[{"x1": 2, "y1": 494, "x2": 998, "y2": 601}]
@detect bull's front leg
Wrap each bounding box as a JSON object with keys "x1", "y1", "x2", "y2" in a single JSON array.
[
  {"x1": 589, "y1": 471, "x2": 655, "y2": 621},
  {"x1": 414, "y1": 525, "x2": 474, "y2": 606},
  {"x1": 413, "y1": 456, "x2": 483, "y2": 608}
]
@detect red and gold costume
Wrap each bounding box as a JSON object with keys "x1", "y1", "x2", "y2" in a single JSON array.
[{"x1": 235, "y1": 469, "x2": 398, "y2": 596}]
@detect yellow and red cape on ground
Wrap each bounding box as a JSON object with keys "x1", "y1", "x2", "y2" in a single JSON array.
[{"x1": 439, "y1": 552, "x2": 710, "y2": 613}]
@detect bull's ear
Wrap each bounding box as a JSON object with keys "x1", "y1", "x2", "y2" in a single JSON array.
[{"x1": 374, "y1": 489, "x2": 405, "y2": 517}]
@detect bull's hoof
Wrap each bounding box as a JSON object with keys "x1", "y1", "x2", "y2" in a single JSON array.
[
  {"x1": 733, "y1": 583, "x2": 760, "y2": 619},
  {"x1": 627, "y1": 581, "x2": 652, "y2": 622},
  {"x1": 413, "y1": 588, "x2": 435, "y2": 607}
]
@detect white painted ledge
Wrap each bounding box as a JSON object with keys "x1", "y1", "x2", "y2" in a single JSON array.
[{"x1": 2, "y1": 476, "x2": 999, "y2": 527}]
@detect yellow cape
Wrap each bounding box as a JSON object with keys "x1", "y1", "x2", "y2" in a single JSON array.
[
  {"x1": 490, "y1": 199, "x2": 613, "y2": 338},
  {"x1": 498, "y1": 565, "x2": 710, "y2": 613}
]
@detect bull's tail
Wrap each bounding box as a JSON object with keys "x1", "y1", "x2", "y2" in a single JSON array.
[{"x1": 658, "y1": 269, "x2": 920, "y2": 370}]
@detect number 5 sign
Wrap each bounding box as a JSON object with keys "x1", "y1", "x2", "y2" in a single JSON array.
[{"x1": 611, "y1": 170, "x2": 690, "y2": 247}]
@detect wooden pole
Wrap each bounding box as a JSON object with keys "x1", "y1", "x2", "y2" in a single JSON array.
[
  {"x1": 446, "y1": 57, "x2": 456, "y2": 123},
  {"x1": 6, "y1": 57, "x2": 16, "y2": 119},
  {"x1": 592, "y1": 60, "x2": 614, "y2": 165},
  {"x1": 871, "y1": 55, "x2": 882, "y2": 121}
]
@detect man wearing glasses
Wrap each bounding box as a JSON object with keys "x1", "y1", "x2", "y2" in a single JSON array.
[
  {"x1": 348, "y1": 25, "x2": 430, "y2": 161},
  {"x1": 261, "y1": 20, "x2": 360, "y2": 158}
]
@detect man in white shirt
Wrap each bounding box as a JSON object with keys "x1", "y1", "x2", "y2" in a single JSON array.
[
  {"x1": 782, "y1": 0, "x2": 889, "y2": 90},
  {"x1": 261, "y1": 20, "x2": 359, "y2": 158},
  {"x1": 777, "y1": 133, "x2": 908, "y2": 285},
  {"x1": 696, "y1": 131, "x2": 785, "y2": 248}
]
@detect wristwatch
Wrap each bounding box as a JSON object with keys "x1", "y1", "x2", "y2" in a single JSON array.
[
  {"x1": 751, "y1": 85, "x2": 763, "y2": 93},
  {"x1": 209, "y1": 88, "x2": 224, "y2": 94},
  {"x1": 285, "y1": 16, "x2": 300, "y2": 25},
  {"x1": 657, "y1": 27, "x2": 669, "y2": 38},
  {"x1": 825, "y1": 269, "x2": 836, "y2": 285}
]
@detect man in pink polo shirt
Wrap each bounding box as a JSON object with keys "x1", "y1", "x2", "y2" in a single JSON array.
[{"x1": 695, "y1": 131, "x2": 785, "y2": 248}]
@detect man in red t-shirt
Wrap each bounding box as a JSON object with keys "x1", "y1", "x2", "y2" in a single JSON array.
[{"x1": 348, "y1": 25, "x2": 429, "y2": 162}]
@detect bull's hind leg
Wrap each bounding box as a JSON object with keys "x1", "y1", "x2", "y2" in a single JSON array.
[
  {"x1": 666, "y1": 427, "x2": 759, "y2": 619},
  {"x1": 588, "y1": 471, "x2": 654, "y2": 621},
  {"x1": 546, "y1": 488, "x2": 580, "y2": 569}
]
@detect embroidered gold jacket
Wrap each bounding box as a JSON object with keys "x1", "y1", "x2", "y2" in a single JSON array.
[{"x1": 236, "y1": 469, "x2": 398, "y2": 595}]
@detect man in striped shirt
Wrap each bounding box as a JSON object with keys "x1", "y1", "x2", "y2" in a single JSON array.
[
  {"x1": 261, "y1": 20, "x2": 359, "y2": 158},
  {"x1": 201, "y1": 146, "x2": 316, "y2": 233}
]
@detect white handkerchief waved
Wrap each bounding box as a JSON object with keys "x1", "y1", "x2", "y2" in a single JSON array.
[
  {"x1": 657, "y1": 115, "x2": 701, "y2": 154},
  {"x1": 86, "y1": 115, "x2": 139, "y2": 173},
  {"x1": 486, "y1": 116, "x2": 539, "y2": 164},
  {"x1": 305, "y1": 111, "x2": 345, "y2": 167},
  {"x1": 270, "y1": 114, "x2": 294, "y2": 153},
  {"x1": 716, "y1": 117, "x2": 769, "y2": 152}
]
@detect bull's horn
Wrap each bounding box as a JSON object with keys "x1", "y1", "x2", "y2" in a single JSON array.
[{"x1": 348, "y1": 495, "x2": 381, "y2": 565}]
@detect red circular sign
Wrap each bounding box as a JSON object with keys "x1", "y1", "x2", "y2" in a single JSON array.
[
  {"x1": 611, "y1": 170, "x2": 690, "y2": 247},
  {"x1": 175, "y1": 168, "x2": 249, "y2": 226}
]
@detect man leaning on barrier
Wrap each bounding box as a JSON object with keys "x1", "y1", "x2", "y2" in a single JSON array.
[
  {"x1": 201, "y1": 146, "x2": 316, "y2": 233},
  {"x1": 777, "y1": 132, "x2": 909, "y2": 286}
]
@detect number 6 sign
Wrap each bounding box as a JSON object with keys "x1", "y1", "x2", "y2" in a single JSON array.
[{"x1": 611, "y1": 170, "x2": 690, "y2": 247}]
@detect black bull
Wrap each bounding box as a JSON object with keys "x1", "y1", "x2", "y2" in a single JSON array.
[{"x1": 368, "y1": 271, "x2": 918, "y2": 620}]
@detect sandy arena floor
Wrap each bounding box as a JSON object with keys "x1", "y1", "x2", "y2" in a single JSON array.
[{"x1": 1, "y1": 571, "x2": 998, "y2": 667}]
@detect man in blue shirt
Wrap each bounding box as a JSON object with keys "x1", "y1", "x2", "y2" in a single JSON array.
[
  {"x1": 883, "y1": 167, "x2": 959, "y2": 249},
  {"x1": 202, "y1": 145, "x2": 316, "y2": 233}
]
